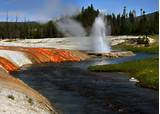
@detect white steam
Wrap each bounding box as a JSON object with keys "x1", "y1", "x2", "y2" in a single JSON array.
[
  {"x1": 90, "y1": 15, "x2": 111, "y2": 53},
  {"x1": 35, "y1": 0, "x2": 86, "y2": 37},
  {"x1": 56, "y1": 17, "x2": 86, "y2": 36}
]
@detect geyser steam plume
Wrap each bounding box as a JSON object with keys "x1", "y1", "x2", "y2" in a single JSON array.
[
  {"x1": 56, "y1": 17, "x2": 86, "y2": 36},
  {"x1": 91, "y1": 14, "x2": 111, "y2": 53}
]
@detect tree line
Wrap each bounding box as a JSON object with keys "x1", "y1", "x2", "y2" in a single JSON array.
[
  {"x1": 106, "y1": 7, "x2": 159, "y2": 35},
  {"x1": 0, "y1": 21, "x2": 63, "y2": 39},
  {"x1": 0, "y1": 4, "x2": 158, "y2": 39}
]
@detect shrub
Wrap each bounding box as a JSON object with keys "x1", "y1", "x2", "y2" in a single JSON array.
[{"x1": 7, "y1": 95, "x2": 15, "y2": 100}]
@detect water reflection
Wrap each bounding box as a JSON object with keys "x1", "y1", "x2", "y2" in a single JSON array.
[{"x1": 63, "y1": 53, "x2": 154, "y2": 69}]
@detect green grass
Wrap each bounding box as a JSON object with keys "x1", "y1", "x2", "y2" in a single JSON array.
[
  {"x1": 89, "y1": 35, "x2": 159, "y2": 89},
  {"x1": 149, "y1": 35, "x2": 159, "y2": 40},
  {"x1": 89, "y1": 57, "x2": 159, "y2": 89},
  {"x1": 112, "y1": 35, "x2": 159, "y2": 54},
  {"x1": 113, "y1": 44, "x2": 159, "y2": 54}
]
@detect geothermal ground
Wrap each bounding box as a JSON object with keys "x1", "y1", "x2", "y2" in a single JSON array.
[
  {"x1": 0, "y1": 36, "x2": 157, "y2": 114},
  {"x1": 0, "y1": 36, "x2": 154, "y2": 50},
  {"x1": 0, "y1": 45, "x2": 88, "y2": 114}
]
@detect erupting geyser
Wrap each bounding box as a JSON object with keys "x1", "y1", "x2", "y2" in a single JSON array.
[{"x1": 91, "y1": 15, "x2": 111, "y2": 53}]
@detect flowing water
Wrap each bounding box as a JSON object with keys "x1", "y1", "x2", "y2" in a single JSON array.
[{"x1": 12, "y1": 53, "x2": 158, "y2": 114}]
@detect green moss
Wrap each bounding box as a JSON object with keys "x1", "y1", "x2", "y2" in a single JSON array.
[{"x1": 89, "y1": 57, "x2": 159, "y2": 89}]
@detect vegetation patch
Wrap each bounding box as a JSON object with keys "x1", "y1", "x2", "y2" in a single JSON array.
[
  {"x1": 113, "y1": 35, "x2": 159, "y2": 54},
  {"x1": 113, "y1": 44, "x2": 158, "y2": 54},
  {"x1": 4, "y1": 39, "x2": 17, "y2": 42},
  {"x1": 88, "y1": 57, "x2": 159, "y2": 89},
  {"x1": 7, "y1": 95, "x2": 15, "y2": 100},
  {"x1": 28, "y1": 98, "x2": 34, "y2": 105}
]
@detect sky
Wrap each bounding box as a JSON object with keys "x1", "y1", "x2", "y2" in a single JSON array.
[{"x1": 0, "y1": 0, "x2": 159, "y2": 22}]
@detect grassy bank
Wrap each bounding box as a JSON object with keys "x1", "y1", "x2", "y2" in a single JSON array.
[
  {"x1": 89, "y1": 57, "x2": 158, "y2": 89},
  {"x1": 113, "y1": 44, "x2": 158, "y2": 54},
  {"x1": 89, "y1": 35, "x2": 159, "y2": 89},
  {"x1": 113, "y1": 35, "x2": 159, "y2": 54}
]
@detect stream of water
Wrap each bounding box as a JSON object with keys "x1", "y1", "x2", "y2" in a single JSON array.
[{"x1": 12, "y1": 53, "x2": 158, "y2": 114}]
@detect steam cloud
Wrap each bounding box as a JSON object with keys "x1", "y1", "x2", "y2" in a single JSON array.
[
  {"x1": 36, "y1": 0, "x2": 110, "y2": 37},
  {"x1": 56, "y1": 17, "x2": 86, "y2": 36},
  {"x1": 36, "y1": 0, "x2": 86, "y2": 36}
]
